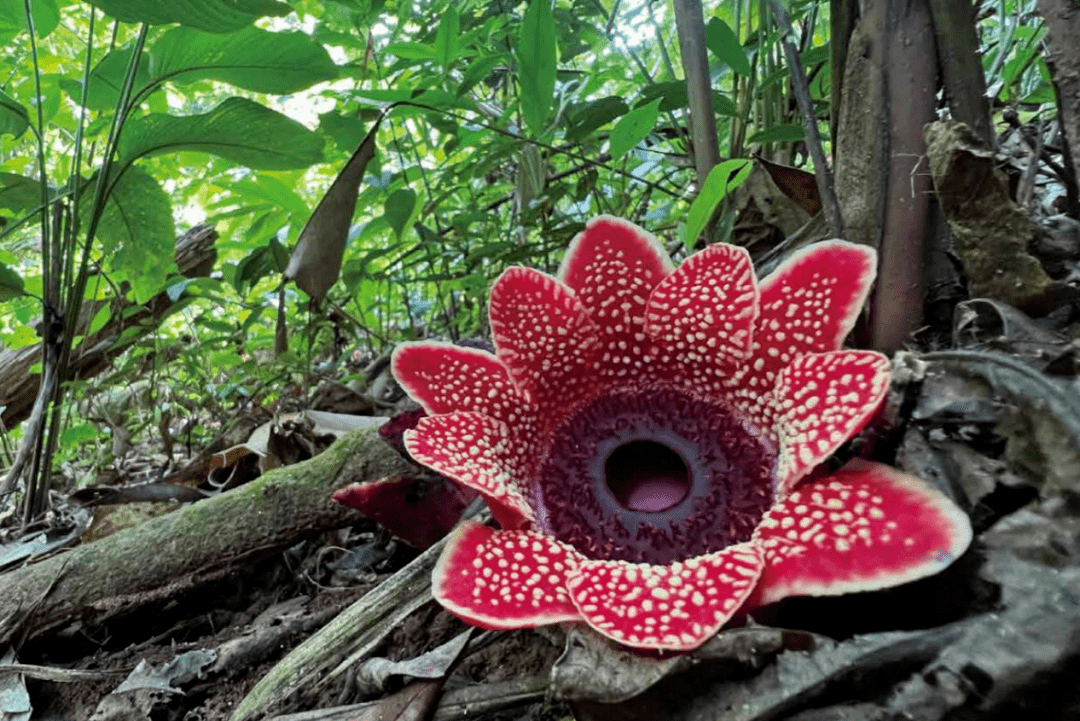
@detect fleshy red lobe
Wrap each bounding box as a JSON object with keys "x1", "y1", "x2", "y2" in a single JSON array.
[
  {"x1": 392, "y1": 342, "x2": 528, "y2": 428},
  {"x1": 645, "y1": 242, "x2": 758, "y2": 396},
  {"x1": 432, "y1": 521, "x2": 582, "y2": 628},
  {"x1": 558, "y1": 216, "x2": 673, "y2": 384},
  {"x1": 489, "y1": 267, "x2": 600, "y2": 419},
  {"x1": 749, "y1": 458, "x2": 972, "y2": 607},
  {"x1": 565, "y1": 543, "x2": 764, "y2": 651},
  {"x1": 772, "y1": 350, "x2": 891, "y2": 490},
  {"x1": 747, "y1": 240, "x2": 877, "y2": 392},
  {"x1": 332, "y1": 475, "x2": 477, "y2": 549},
  {"x1": 404, "y1": 412, "x2": 533, "y2": 529}
]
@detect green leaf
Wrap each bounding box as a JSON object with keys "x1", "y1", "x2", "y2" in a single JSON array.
[
  {"x1": 609, "y1": 98, "x2": 660, "y2": 160},
  {"x1": 87, "y1": 304, "x2": 112, "y2": 335},
  {"x1": 150, "y1": 26, "x2": 338, "y2": 94},
  {"x1": 0, "y1": 261, "x2": 25, "y2": 301},
  {"x1": 92, "y1": 165, "x2": 177, "y2": 302},
  {"x1": 638, "y1": 81, "x2": 688, "y2": 112},
  {"x1": 59, "y1": 45, "x2": 151, "y2": 112},
  {"x1": 0, "y1": 88, "x2": 29, "y2": 138},
  {"x1": 457, "y1": 54, "x2": 502, "y2": 97},
  {"x1": 706, "y1": 17, "x2": 750, "y2": 76},
  {"x1": 233, "y1": 176, "x2": 309, "y2": 219},
  {"x1": 385, "y1": 42, "x2": 437, "y2": 61},
  {"x1": 0, "y1": 172, "x2": 44, "y2": 217},
  {"x1": 384, "y1": 188, "x2": 417, "y2": 240},
  {"x1": 566, "y1": 96, "x2": 628, "y2": 141},
  {"x1": 61, "y1": 423, "x2": 98, "y2": 446},
  {"x1": 319, "y1": 110, "x2": 368, "y2": 153},
  {"x1": 0, "y1": 0, "x2": 59, "y2": 37},
  {"x1": 516, "y1": 0, "x2": 557, "y2": 136},
  {"x1": 712, "y1": 91, "x2": 736, "y2": 116},
  {"x1": 746, "y1": 123, "x2": 806, "y2": 144},
  {"x1": 86, "y1": 0, "x2": 291, "y2": 33},
  {"x1": 117, "y1": 97, "x2": 325, "y2": 171},
  {"x1": 434, "y1": 6, "x2": 460, "y2": 70},
  {"x1": 685, "y1": 158, "x2": 751, "y2": 245}
]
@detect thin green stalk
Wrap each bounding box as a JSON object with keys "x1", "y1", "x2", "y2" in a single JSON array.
[
  {"x1": 23, "y1": 0, "x2": 50, "y2": 301},
  {"x1": 66, "y1": 23, "x2": 149, "y2": 338},
  {"x1": 63, "y1": 5, "x2": 97, "y2": 299}
]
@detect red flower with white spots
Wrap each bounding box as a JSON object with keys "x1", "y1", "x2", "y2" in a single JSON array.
[{"x1": 393, "y1": 216, "x2": 972, "y2": 651}]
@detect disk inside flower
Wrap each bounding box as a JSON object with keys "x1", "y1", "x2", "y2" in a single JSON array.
[{"x1": 392, "y1": 216, "x2": 972, "y2": 651}]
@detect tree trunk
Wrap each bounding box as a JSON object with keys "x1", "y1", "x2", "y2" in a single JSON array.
[
  {"x1": 1037, "y1": 0, "x2": 1080, "y2": 217},
  {"x1": 833, "y1": 0, "x2": 938, "y2": 352},
  {"x1": 672, "y1": 0, "x2": 720, "y2": 186},
  {"x1": 928, "y1": 0, "x2": 994, "y2": 149}
]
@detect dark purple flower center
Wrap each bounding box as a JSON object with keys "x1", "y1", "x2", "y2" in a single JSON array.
[{"x1": 531, "y1": 387, "x2": 778, "y2": 565}]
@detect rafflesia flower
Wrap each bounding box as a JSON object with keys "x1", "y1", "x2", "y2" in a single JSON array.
[{"x1": 392, "y1": 217, "x2": 972, "y2": 651}]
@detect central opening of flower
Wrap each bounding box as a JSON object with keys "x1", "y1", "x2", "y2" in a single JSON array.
[
  {"x1": 532, "y1": 387, "x2": 778, "y2": 565},
  {"x1": 605, "y1": 441, "x2": 689, "y2": 512}
]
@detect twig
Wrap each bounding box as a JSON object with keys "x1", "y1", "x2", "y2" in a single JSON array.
[{"x1": 764, "y1": 0, "x2": 846, "y2": 238}]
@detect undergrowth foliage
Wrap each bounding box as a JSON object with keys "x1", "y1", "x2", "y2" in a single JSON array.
[{"x1": 0, "y1": 0, "x2": 1062, "y2": 521}]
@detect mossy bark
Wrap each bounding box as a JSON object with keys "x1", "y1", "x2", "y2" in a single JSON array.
[{"x1": 0, "y1": 426, "x2": 411, "y2": 641}]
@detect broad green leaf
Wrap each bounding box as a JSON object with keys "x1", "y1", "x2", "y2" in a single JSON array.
[
  {"x1": 0, "y1": 0, "x2": 59, "y2": 37},
  {"x1": 685, "y1": 158, "x2": 751, "y2": 245},
  {"x1": 566, "y1": 96, "x2": 628, "y2": 141},
  {"x1": 384, "y1": 188, "x2": 416, "y2": 239},
  {"x1": 457, "y1": 54, "x2": 502, "y2": 97},
  {"x1": 516, "y1": 0, "x2": 556, "y2": 136},
  {"x1": 61, "y1": 423, "x2": 98, "y2": 446},
  {"x1": 713, "y1": 91, "x2": 736, "y2": 116},
  {"x1": 117, "y1": 97, "x2": 325, "y2": 171},
  {"x1": 0, "y1": 88, "x2": 28, "y2": 138},
  {"x1": 235, "y1": 243, "x2": 279, "y2": 295},
  {"x1": 232, "y1": 176, "x2": 309, "y2": 219},
  {"x1": 385, "y1": 42, "x2": 437, "y2": 61},
  {"x1": 86, "y1": 0, "x2": 291, "y2": 34},
  {"x1": 516, "y1": 143, "x2": 545, "y2": 208},
  {"x1": 150, "y1": 26, "x2": 338, "y2": 94},
  {"x1": 0, "y1": 261, "x2": 25, "y2": 301},
  {"x1": 92, "y1": 165, "x2": 177, "y2": 302},
  {"x1": 609, "y1": 98, "x2": 660, "y2": 160},
  {"x1": 59, "y1": 45, "x2": 151, "y2": 112},
  {"x1": 319, "y1": 110, "x2": 369, "y2": 153},
  {"x1": 746, "y1": 123, "x2": 806, "y2": 144},
  {"x1": 638, "y1": 82, "x2": 688, "y2": 112},
  {"x1": 706, "y1": 17, "x2": 750, "y2": 76},
  {"x1": 87, "y1": 304, "x2": 112, "y2": 335},
  {"x1": 434, "y1": 6, "x2": 460, "y2": 70},
  {"x1": 0, "y1": 172, "x2": 43, "y2": 218}
]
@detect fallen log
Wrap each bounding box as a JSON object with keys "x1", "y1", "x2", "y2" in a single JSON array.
[
  {"x1": 0, "y1": 224, "x2": 217, "y2": 431},
  {"x1": 0, "y1": 426, "x2": 411, "y2": 642}
]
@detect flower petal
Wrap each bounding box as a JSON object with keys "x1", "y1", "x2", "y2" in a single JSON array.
[
  {"x1": 748, "y1": 240, "x2": 877, "y2": 389},
  {"x1": 565, "y1": 543, "x2": 764, "y2": 651},
  {"x1": 404, "y1": 412, "x2": 533, "y2": 529},
  {"x1": 773, "y1": 350, "x2": 890, "y2": 491},
  {"x1": 392, "y1": 342, "x2": 528, "y2": 425},
  {"x1": 645, "y1": 242, "x2": 758, "y2": 393},
  {"x1": 489, "y1": 267, "x2": 601, "y2": 415},
  {"x1": 332, "y1": 475, "x2": 476, "y2": 549},
  {"x1": 558, "y1": 216, "x2": 674, "y2": 383},
  {"x1": 750, "y1": 459, "x2": 972, "y2": 607},
  {"x1": 432, "y1": 521, "x2": 582, "y2": 629}
]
